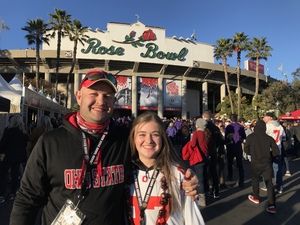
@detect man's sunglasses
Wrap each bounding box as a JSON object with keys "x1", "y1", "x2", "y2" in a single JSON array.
[{"x1": 84, "y1": 71, "x2": 117, "y2": 86}]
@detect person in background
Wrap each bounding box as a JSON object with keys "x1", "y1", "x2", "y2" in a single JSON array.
[
  {"x1": 214, "y1": 119, "x2": 227, "y2": 189},
  {"x1": 281, "y1": 121, "x2": 292, "y2": 177},
  {"x1": 174, "y1": 118, "x2": 183, "y2": 146},
  {"x1": 238, "y1": 117, "x2": 246, "y2": 127},
  {"x1": 244, "y1": 120, "x2": 279, "y2": 214},
  {"x1": 202, "y1": 110, "x2": 222, "y2": 199},
  {"x1": 263, "y1": 113, "x2": 286, "y2": 194},
  {"x1": 238, "y1": 118, "x2": 247, "y2": 160},
  {"x1": 190, "y1": 118, "x2": 211, "y2": 207},
  {"x1": 250, "y1": 120, "x2": 257, "y2": 132},
  {"x1": 180, "y1": 120, "x2": 191, "y2": 148},
  {"x1": 50, "y1": 117, "x2": 59, "y2": 129},
  {"x1": 225, "y1": 114, "x2": 246, "y2": 187},
  {"x1": 290, "y1": 120, "x2": 300, "y2": 158},
  {"x1": 224, "y1": 119, "x2": 231, "y2": 128},
  {"x1": 0, "y1": 115, "x2": 28, "y2": 203},
  {"x1": 28, "y1": 115, "x2": 53, "y2": 155},
  {"x1": 240, "y1": 119, "x2": 253, "y2": 161},
  {"x1": 3, "y1": 115, "x2": 14, "y2": 132},
  {"x1": 166, "y1": 121, "x2": 177, "y2": 147},
  {"x1": 245, "y1": 121, "x2": 253, "y2": 136},
  {"x1": 127, "y1": 111, "x2": 205, "y2": 225},
  {"x1": 10, "y1": 70, "x2": 198, "y2": 225}
]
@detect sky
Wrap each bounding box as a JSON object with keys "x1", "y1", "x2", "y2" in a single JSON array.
[{"x1": 0, "y1": 0, "x2": 299, "y2": 82}]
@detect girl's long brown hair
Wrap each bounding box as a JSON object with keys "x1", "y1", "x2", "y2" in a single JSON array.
[{"x1": 129, "y1": 111, "x2": 186, "y2": 214}]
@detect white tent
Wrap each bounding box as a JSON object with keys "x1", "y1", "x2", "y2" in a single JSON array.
[
  {"x1": 28, "y1": 83, "x2": 36, "y2": 92},
  {"x1": 52, "y1": 97, "x2": 58, "y2": 103},
  {"x1": 46, "y1": 94, "x2": 52, "y2": 100},
  {"x1": 0, "y1": 75, "x2": 22, "y2": 113},
  {"x1": 9, "y1": 75, "x2": 23, "y2": 94},
  {"x1": 38, "y1": 90, "x2": 45, "y2": 96}
]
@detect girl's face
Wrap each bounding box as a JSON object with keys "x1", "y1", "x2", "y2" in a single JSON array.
[{"x1": 134, "y1": 121, "x2": 162, "y2": 167}]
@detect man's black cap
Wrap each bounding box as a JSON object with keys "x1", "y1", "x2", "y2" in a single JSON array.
[{"x1": 261, "y1": 112, "x2": 275, "y2": 118}]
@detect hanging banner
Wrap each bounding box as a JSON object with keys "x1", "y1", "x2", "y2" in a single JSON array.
[
  {"x1": 138, "y1": 77, "x2": 158, "y2": 110},
  {"x1": 164, "y1": 80, "x2": 182, "y2": 111},
  {"x1": 115, "y1": 76, "x2": 132, "y2": 109}
]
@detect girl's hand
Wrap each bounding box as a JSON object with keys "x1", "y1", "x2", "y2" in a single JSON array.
[{"x1": 182, "y1": 168, "x2": 199, "y2": 201}]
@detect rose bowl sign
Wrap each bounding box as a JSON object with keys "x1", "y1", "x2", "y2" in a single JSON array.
[{"x1": 81, "y1": 29, "x2": 188, "y2": 62}]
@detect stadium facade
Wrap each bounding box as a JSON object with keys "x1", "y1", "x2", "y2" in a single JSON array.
[{"x1": 0, "y1": 21, "x2": 274, "y2": 119}]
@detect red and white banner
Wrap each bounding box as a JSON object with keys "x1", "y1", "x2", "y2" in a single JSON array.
[
  {"x1": 115, "y1": 76, "x2": 132, "y2": 109},
  {"x1": 244, "y1": 60, "x2": 264, "y2": 74},
  {"x1": 138, "y1": 77, "x2": 158, "y2": 110},
  {"x1": 164, "y1": 80, "x2": 181, "y2": 111}
]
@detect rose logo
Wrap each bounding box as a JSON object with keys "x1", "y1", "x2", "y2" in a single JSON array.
[
  {"x1": 113, "y1": 29, "x2": 156, "y2": 48},
  {"x1": 142, "y1": 29, "x2": 156, "y2": 41}
]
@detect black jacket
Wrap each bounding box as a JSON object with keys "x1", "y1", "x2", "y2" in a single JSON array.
[
  {"x1": 206, "y1": 120, "x2": 223, "y2": 155},
  {"x1": 10, "y1": 113, "x2": 131, "y2": 225},
  {"x1": 244, "y1": 120, "x2": 279, "y2": 164},
  {"x1": 0, "y1": 127, "x2": 28, "y2": 163}
]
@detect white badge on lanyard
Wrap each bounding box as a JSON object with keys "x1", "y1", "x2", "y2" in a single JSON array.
[{"x1": 51, "y1": 199, "x2": 86, "y2": 225}]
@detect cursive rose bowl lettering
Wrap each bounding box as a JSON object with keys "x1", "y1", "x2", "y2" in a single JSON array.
[
  {"x1": 141, "y1": 43, "x2": 187, "y2": 61},
  {"x1": 81, "y1": 38, "x2": 125, "y2": 55},
  {"x1": 81, "y1": 38, "x2": 188, "y2": 62}
]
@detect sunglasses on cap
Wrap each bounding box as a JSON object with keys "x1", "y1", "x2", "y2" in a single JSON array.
[
  {"x1": 80, "y1": 70, "x2": 117, "y2": 91},
  {"x1": 84, "y1": 71, "x2": 116, "y2": 85}
]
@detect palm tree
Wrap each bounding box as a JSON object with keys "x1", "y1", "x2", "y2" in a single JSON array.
[
  {"x1": 48, "y1": 8, "x2": 72, "y2": 100},
  {"x1": 214, "y1": 38, "x2": 235, "y2": 114},
  {"x1": 22, "y1": 19, "x2": 50, "y2": 91},
  {"x1": 232, "y1": 32, "x2": 250, "y2": 118},
  {"x1": 65, "y1": 19, "x2": 89, "y2": 108},
  {"x1": 246, "y1": 37, "x2": 273, "y2": 99}
]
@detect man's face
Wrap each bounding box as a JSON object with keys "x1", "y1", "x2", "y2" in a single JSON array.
[
  {"x1": 239, "y1": 121, "x2": 245, "y2": 127},
  {"x1": 76, "y1": 82, "x2": 116, "y2": 124},
  {"x1": 263, "y1": 116, "x2": 272, "y2": 123}
]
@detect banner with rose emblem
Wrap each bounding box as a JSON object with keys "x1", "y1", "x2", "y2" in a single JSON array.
[
  {"x1": 138, "y1": 77, "x2": 158, "y2": 110},
  {"x1": 164, "y1": 79, "x2": 181, "y2": 111},
  {"x1": 115, "y1": 76, "x2": 132, "y2": 109}
]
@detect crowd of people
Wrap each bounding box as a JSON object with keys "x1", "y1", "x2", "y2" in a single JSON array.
[
  {"x1": 0, "y1": 114, "x2": 61, "y2": 204},
  {"x1": 177, "y1": 111, "x2": 298, "y2": 214},
  {"x1": 0, "y1": 68, "x2": 299, "y2": 224},
  {"x1": 109, "y1": 105, "x2": 300, "y2": 215}
]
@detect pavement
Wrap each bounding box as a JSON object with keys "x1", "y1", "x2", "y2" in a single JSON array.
[
  {"x1": 0, "y1": 154, "x2": 299, "y2": 225},
  {"x1": 199, "y1": 155, "x2": 300, "y2": 225}
]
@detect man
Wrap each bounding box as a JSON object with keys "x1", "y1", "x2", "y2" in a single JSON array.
[
  {"x1": 10, "y1": 70, "x2": 198, "y2": 225},
  {"x1": 225, "y1": 114, "x2": 246, "y2": 187},
  {"x1": 202, "y1": 110, "x2": 222, "y2": 198},
  {"x1": 244, "y1": 120, "x2": 279, "y2": 214},
  {"x1": 262, "y1": 112, "x2": 286, "y2": 194},
  {"x1": 238, "y1": 118, "x2": 252, "y2": 136},
  {"x1": 214, "y1": 119, "x2": 227, "y2": 189},
  {"x1": 174, "y1": 117, "x2": 183, "y2": 146},
  {"x1": 281, "y1": 121, "x2": 292, "y2": 176},
  {"x1": 238, "y1": 117, "x2": 252, "y2": 160},
  {"x1": 290, "y1": 120, "x2": 300, "y2": 158}
]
